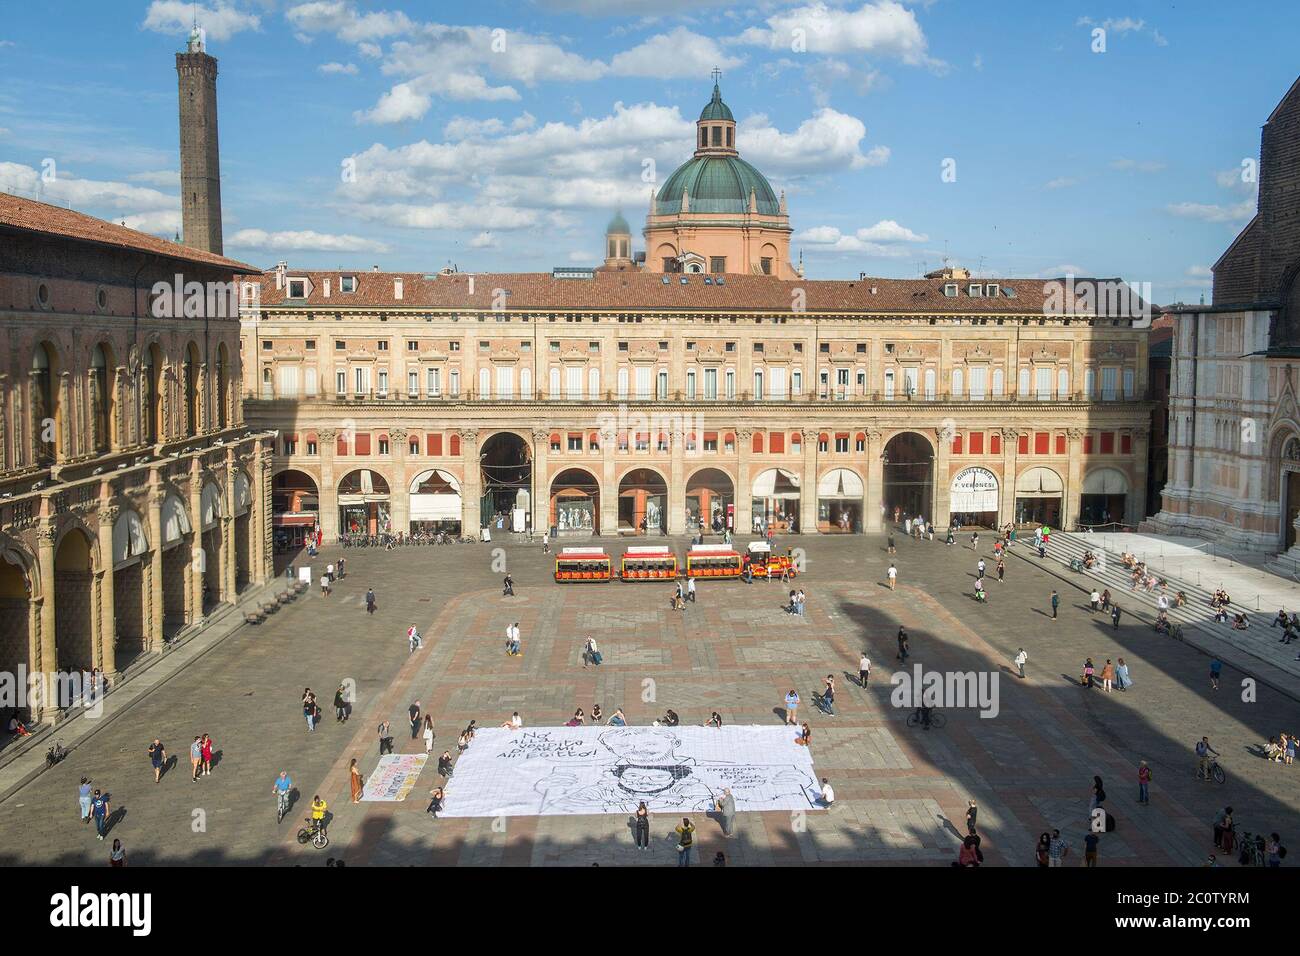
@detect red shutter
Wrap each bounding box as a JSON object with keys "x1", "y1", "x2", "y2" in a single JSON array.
[
  {"x1": 1034, "y1": 432, "x2": 1049, "y2": 455},
  {"x1": 449, "y1": 434, "x2": 460, "y2": 457},
  {"x1": 1100, "y1": 432, "x2": 1115, "y2": 454},
  {"x1": 1083, "y1": 434, "x2": 1093, "y2": 455},
  {"x1": 336, "y1": 435, "x2": 349, "y2": 456},
  {"x1": 355, "y1": 433, "x2": 372, "y2": 456},
  {"x1": 1121, "y1": 433, "x2": 1132, "y2": 455},
  {"x1": 969, "y1": 432, "x2": 984, "y2": 455},
  {"x1": 952, "y1": 434, "x2": 963, "y2": 455},
  {"x1": 429, "y1": 434, "x2": 442, "y2": 456},
  {"x1": 1017, "y1": 434, "x2": 1029, "y2": 455},
  {"x1": 1055, "y1": 434, "x2": 1066, "y2": 455},
  {"x1": 990, "y1": 434, "x2": 1001, "y2": 455},
  {"x1": 772, "y1": 432, "x2": 786, "y2": 454},
  {"x1": 753, "y1": 433, "x2": 764, "y2": 453},
  {"x1": 789, "y1": 432, "x2": 799, "y2": 451}
]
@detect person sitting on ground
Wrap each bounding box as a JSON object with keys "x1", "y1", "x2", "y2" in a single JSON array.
[
  {"x1": 1265, "y1": 736, "x2": 1285, "y2": 761},
  {"x1": 437, "y1": 751, "x2": 454, "y2": 778},
  {"x1": 1154, "y1": 610, "x2": 1170, "y2": 634},
  {"x1": 6, "y1": 715, "x2": 31, "y2": 738},
  {"x1": 795, "y1": 722, "x2": 812, "y2": 746},
  {"x1": 1175, "y1": 591, "x2": 1188, "y2": 608},
  {"x1": 1233, "y1": 613, "x2": 1249, "y2": 630},
  {"x1": 1214, "y1": 606, "x2": 1229, "y2": 624},
  {"x1": 655, "y1": 709, "x2": 680, "y2": 727},
  {"x1": 1274, "y1": 608, "x2": 1290, "y2": 629},
  {"x1": 607, "y1": 708, "x2": 627, "y2": 726},
  {"x1": 705, "y1": 711, "x2": 723, "y2": 729}
]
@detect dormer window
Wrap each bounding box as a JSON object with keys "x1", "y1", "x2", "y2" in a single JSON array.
[
  {"x1": 943, "y1": 283, "x2": 958, "y2": 297},
  {"x1": 968, "y1": 283, "x2": 983, "y2": 297},
  {"x1": 287, "y1": 278, "x2": 307, "y2": 299},
  {"x1": 339, "y1": 275, "x2": 356, "y2": 293},
  {"x1": 986, "y1": 283, "x2": 999, "y2": 297}
]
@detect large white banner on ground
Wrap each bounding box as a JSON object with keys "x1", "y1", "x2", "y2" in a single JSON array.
[
  {"x1": 440, "y1": 725, "x2": 822, "y2": 817},
  {"x1": 361, "y1": 753, "x2": 427, "y2": 802}
]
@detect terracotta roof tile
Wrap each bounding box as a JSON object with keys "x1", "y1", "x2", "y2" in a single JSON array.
[
  {"x1": 0, "y1": 192, "x2": 259, "y2": 273},
  {"x1": 257, "y1": 268, "x2": 1153, "y2": 317}
]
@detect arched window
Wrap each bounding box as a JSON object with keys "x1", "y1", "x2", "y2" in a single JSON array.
[
  {"x1": 31, "y1": 343, "x2": 57, "y2": 465},
  {"x1": 991, "y1": 368, "x2": 1004, "y2": 397},
  {"x1": 478, "y1": 367, "x2": 491, "y2": 399},
  {"x1": 753, "y1": 432, "x2": 764, "y2": 454},
  {"x1": 617, "y1": 367, "x2": 629, "y2": 399},
  {"x1": 549, "y1": 366, "x2": 561, "y2": 398},
  {"x1": 90, "y1": 343, "x2": 113, "y2": 453},
  {"x1": 520, "y1": 367, "x2": 532, "y2": 399},
  {"x1": 142, "y1": 343, "x2": 162, "y2": 443},
  {"x1": 588, "y1": 367, "x2": 600, "y2": 399},
  {"x1": 1018, "y1": 367, "x2": 1030, "y2": 396},
  {"x1": 1084, "y1": 367, "x2": 1096, "y2": 398},
  {"x1": 183, "y1": 342, "x2": 200, "y2": 437},
  {"x1": 951, "y1": 368, "x2": 964, "y2": 398},
  {"x1": 215, "y1": 343, "x2": 229, "y2": 428},
  {"x1": 924, "y1": 368, "x2": 936, "y2": 399},
  {"x1": 1057, "y1": 368, "x2": 1070, "y2": 398}
]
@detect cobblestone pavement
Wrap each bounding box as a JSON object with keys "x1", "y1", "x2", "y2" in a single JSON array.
[{"x1": 3, "y1": 532, "x2": 1298, "y2": 866}]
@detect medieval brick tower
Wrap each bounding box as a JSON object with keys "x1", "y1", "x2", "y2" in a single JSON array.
[{"x1": 175, "y1": 24, "x2": 223, "y2": 255}]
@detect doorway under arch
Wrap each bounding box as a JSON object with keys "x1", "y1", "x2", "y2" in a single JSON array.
[
  {"x1": 618, "y1": 468, "x2": 667, "y2": 535},
  {"x1": 686, "y1": 467, "x2": 734, "y2": 534},
  {"x1": 882, "y1": 432, "x2": 934, "y2": 523},
  {"x1": 551, "y1": 468, "x2": 600, "y2": 536},
  {"x1": 480, "y1": 432, "x2": 532, "y2": 531}
]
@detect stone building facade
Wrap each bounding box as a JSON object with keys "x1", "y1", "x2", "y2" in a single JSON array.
[
  {"x1": 0, "y1": 193, "x2": 275, "y2": 722},
  {"x1": 1145, "y1": 75, "x2": 1300, "y2": 557}
]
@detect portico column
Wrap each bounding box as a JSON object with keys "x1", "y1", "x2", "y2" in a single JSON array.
[
  {"x1": 735, "y1": 428, "x2": 753, "y2": 535},
  {"x1": 317, "y1": 429, "x2": 339, "y2": 542},
  {"x1": 96, "y1": 505, "x2": 118, "y2": 679},
  {"x1": 222, "y1": 450, "x2": 238, "y2": 601},
  {"x1": 800, "y1": 428, "x2": 819, "y2": 534},
  {"x1": 1066, "y1": 428, "x2": 1085, "y2": 530},
  {"x1": 599, "y1": 428, "x2": 617, "y2": 536},
  {"x1": 866, "y1": 427, "x2": 884, "y2": 532},
  {"x1": 934, "y1": 424, "x2": 953, "y2": 528},
  {"x1": 531, "y1": 429, "x2": 550, "y2": 536},
  {"x1": 390, "y1": 429, "x2": 410, "y2": 535},
  {"x1": 1001, "y1": 429, "x2": 1020, "y2": 527},
  {"x1": 147, "y1": 484, "x2": 165, "y2": 650},
  {"x1": 188, "y1": 458, "x2": 204, "y2": 621},
  {"x1": 1128, "y1": 427, "x2": 1150, "y2": 528},
  {"x1": 669, "y1": 428, "x2": 686, "y2": 535},
  {"x1": 36, "y1": 522, "x2": 57, "y2": 722},
  {"x1": 459, "y1": 429, "x2": 481, "y2": 536}
]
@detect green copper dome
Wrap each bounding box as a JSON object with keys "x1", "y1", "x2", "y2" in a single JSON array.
[
  {"x1": 657, "y1": 155, "x2": 780, "y2": 216},
  {"x1": 606, "y1": 211, "x2": 631, "y2": 234},
  {"x1": 699, "y1": 84, "x2": 734, "y2": 122}
]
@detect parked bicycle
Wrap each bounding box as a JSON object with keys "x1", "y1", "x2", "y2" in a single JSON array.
[
  {"x1": 906, "y1": 707, "x2": 947, "y2": 729},
  {"x1": 297, "y1": 816, "x2": 329, "y2": 849}
]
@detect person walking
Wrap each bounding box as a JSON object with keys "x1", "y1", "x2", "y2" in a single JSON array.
[
  {"x1": 189, "y1": 736, "x2": 203, "y2": 782},
  {"x1": 147, "y1": 738, "x2": 167, "y2": 783},
  {"x1": 1209, "y1": 657, "x2": 1222, "y2": 692},
  {"x1": 334, "y1": 685, "x2": 348, "y2": 723},
  {"x1": 858, "y1": 653, "x2": 871, "y2": 687},
  {"x1": 996, "y1": 557, "x2": 1005, "y2": 583},
  {"x1": 78, "y1": 777, "x2": 93, "y2": 823},
  {"x1": 977, "y1": 558, "x2": 986, "y2": 580},
  {"x1": 109, "y1": 839, "x2": 126, "y2": 867},
  {"x1": 1083, "y1": 831, "x2": 1100, "y2": 867},
  {"x1": 966, "y1": 800, "x2": 978, "y2": 835},
  {"x1": 1048, "y1": 829, "x2": 1070, "y2": 867},
  {"x1": 795, "y1": 588, "x2": 806, "y2": 617},
  {"x1": 1050, "y1": 590, "x2": 1059, "y2": 621},
  {"x1": 687, "y1": 576, "x2": 697, "y2": 604},
  {"x1": 1111, "y1": 603, "x2": 1122, "y2": 629},
  {"x1": 502, "y1": 573, "x2": 514, "y2": 597},
  {"x1": 422, "y1": 715, "x2": 435, "y2": 754},
  {"x1": 1014, "y1": 647, "x2": 1027, "y2": 680},
  {"x1": 1115, "y1": 658, "x2": 1131, "y2": 691},
  {"x1": 427, "y1": 787, "x2": 444, "y2": 819},
  {"x1": 784, "y1": 689, "x2": 800, "y2": 725},
  {"x1": 1100, "y1": 659, "x2": 1116, "y2": 693},
  {"x1": 675, "y1": 817, "x2": 696, "y2": 866},
  {"x1": 91, "y1": 788, "x2": 110, "y2": 841},
  {"x1": 320, "y1": 573, "x2": 330, "y2": 598},
  {"x1": 365, "y1": 587, "x2": 377, "y2": 614},
  {"x1": 1089, "y1": 589, "x2": 1100, "y2": 612},
  {"x1": 715, "y1": 788, "x2": 737, "y2": 837},
  {"x1": 583, "y1": 637, "x2": 602, "y2": 667},
  {"x1": 820, "y1": 675, "x2": 836, "y2": 716},
  {"x1": 634, "y1": 802, "x2": 651, "y2": 850},
  {"x1": 409, "y1": 700, "x2": 422, "y2": 739},
  {"x1": 377, "y1": 720, "x2": 394, "y2": 756},
  {"x1": 336, "y1": 557, "x2": 345, "y2": 580},
  {"x1": 897, "y1": 627, "x2": 909, "y2": 662},
  {"x1": 1137, "y1": 760, "x2": 1151, "y2": 805},
  {"x1": 350, "y1": 758, "x2": 364, "y2": 804},
  {"x1": 303, "y1": 688, "x2": 318, "y2": 732},
  {"x1": 887, "y1": 531, "x2": 896, "y2": 555},
  {"x1": 887, "y1": 563, "x2": 897, "y2": 590},
  {"x1": 200, "y1": 734, "x2": 214, "y2": 777}
]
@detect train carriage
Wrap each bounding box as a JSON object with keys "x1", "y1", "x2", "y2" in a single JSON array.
[
  {"x1": 619, "y1": 546, "x2": 678, "y2": 581},
  {"x1": 554, "y1": 547, "x2": 613, "y2": 582},
  {"x1": 685, "y1": 543, "x2": 743, "y2": 579}
]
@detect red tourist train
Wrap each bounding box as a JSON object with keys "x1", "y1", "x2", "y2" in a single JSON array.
[
  {"x1": 554, "y1": 547, "x2": 613, "y2": 582},
  {"x1": 619, "y1": 546, "x2": 678, "y2": 581},
  {"x1": 745, "y1": 541, "x2": 798, "y2": 579},
  {"x1": 685, "y1": 543, "x2": 743, "y2": 579}
]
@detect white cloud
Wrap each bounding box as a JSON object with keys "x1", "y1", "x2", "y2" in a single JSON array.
[
  {"x1": 142, "y1": 1, "x2": 262, "y2": 43},
  {"x1": 120, "y1": 210, "x2": 183, "y2": 235},
  {"x1": 286, "y1": 1, "x2": 414, "y2": 42},
  {"x1": 734, "y1": 1, "x2": 940, "y2": 70},
  {"x1": 1045, "y1": 176, "x2": 1078, "y2": 189},
  {"x1": 568, "y1": 249, "x2": 595, "y2": 262},
  {"x1": 128, "y1": 170, "x2": 181, "y2": 188},
  {"x1": 795, "y1": 219, "x2": 926, "y2": 254},
  {"x1": 229, "y1": 228, "x2": 391, "y2": 253},
  {"x1": 741, "y1": 108, "x2": 885, "y2": 173},
  {"x1": 609, "y1": 27, "x2": 744, "y2": 78},
  {"x1": 318, "y1": 62, "x2": 359, "y2": 75},
  {"x1": 1165, "y1": 198, "x2": 1256, "y2": 224},
  {"x1": 1186, "y1": 265, "x2": 1212, "y2": 278},
  {"x1": 355, "y1": 82, "x2": 431, "y2": 125},
  {"x1": 468, "y1": 231, "x2": 498, "y2": 249}
]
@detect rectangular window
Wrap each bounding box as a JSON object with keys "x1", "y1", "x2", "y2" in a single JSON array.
[
  {"x1": 1018, "y1": 434, "x2": 1029, "y2": 455},
  {"x1": 566, "y1": 366, "x2": 582, "y2": 399},
  {"x1": 753, "y1": 370, "x2": 764, "y2": 400},
  {"x1": 704, "y1": 433, "x2": 718, "y2": 452},
  {"x1": 969, "y1": 432, "x2": 984, "y2": 455},
  {"x1": 1121, "y1": 433, "x2": 1133, "y2": 454},
  {"x1": 704, "y1": 367, "x2": 717, "y2": 400},
  {"x1": 771, "y1": 367, "x2": 788, "y2": 399},
  {"x1": 496, "y1": 366, "x2": 514, "y2": 400},
  {"x1": 1123, "y1": 368, "x2": 1135, "y2": 398},
  {"x1": 378, "y1": 437, "x2": 389, "y2": 456},
  {"x1": 969, "y1": 367, "x2": 987, "y2": 401},
  {"x1": 306, "y1": 439, "x2": 317, "y2": 455},
  {"x1": 339, "y1": 276, "x2": 355, "y2": 293},
  {"x1": 428, "y1": 434, "x2": 443, "y2": 456},
  {"x1": 770, "y1": 432, "x2": 785, "y2": 454},
  {"x1": 726, "y1": 369, "x2": 736, "y2": 399},
  {"x1": 449, "y1": 370, "x2": 460, "y2": 397},
  {"x1": 408, "y1": 370, "x2": 419, "y2": 396},
  {"x1": 376, "y1": 369, "x2": 388, "y2": 397},
  {"x1": 884, "y1": 369, "x2": 895, "y2": 400},
  {"x1": 1083, "y1": 434, "x2": 1094, "y2": 454},
  {"x1": 354, "y1": 366, "x2": 370, "y2": 396},
  {"x1": 354, "y1": 433, "x2": 371, "y2": 456},
  {"x1": 377, "y1": 340, "x2": 388, "y2": 352},
  {"x1": 568, "y1": 433, "x2": 583, "y2": 452},
  {"x1": 834, "y1": 435, "x2": 849, "y2": 453},
  {"x1": 656, "y1": 369, "x2": 668, "y2": 400},
  {"x1": 952, "y1": 434, "x2": 963, "y2": 455},
  {"x1": 636, "y1": 366, "x2": 651, "y2": 399},
  {"x1": 1034, "y1": 432, "x2": 1050, "y2": 455},
  {"x1": 1055, "y1": 434, "x2": 1066, "y2": 455},
  {"x1": 428, "y1": 367, "x2": 441, "y2": 396},
  {"x1": 686, "y1": 370, "x2": 697, "y2": 400},
  {"x1": 335, "y1": 369, "x2": 346, "y2": 396},
  {"x1": 710, "y1": 257, "x2": 726, "y2": 273},
  {"x1": 761, "y1": 258, "x2": 772, "y2": 275},
  {"x1": 790, "y1": 369, "x2": 801, "y2": 396},
  {"x1": 1035, "y1": 367, "x2": 1052, "y2": 400},
  {"x1": 1101, "y1": 367, "x2": 1118, "y2": 400}
]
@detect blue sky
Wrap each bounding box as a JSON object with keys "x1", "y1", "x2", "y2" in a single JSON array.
[{"x1": 0, "y1": 0, "x2": 1293, "y2": 303}]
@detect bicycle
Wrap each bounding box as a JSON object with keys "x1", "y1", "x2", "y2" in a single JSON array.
[
  {"x1": 906, "y1": 708, "x2": 947, "y2": 729},
  {"x1": 1196, "y1": 757, "x2": 1227, "y2": 784},
  {"x1": 297, "y1": 817, "x2": 329, "y2": 848},
  {"x1": 274, "y1": 788, "x2": 291, "y2": 824}
]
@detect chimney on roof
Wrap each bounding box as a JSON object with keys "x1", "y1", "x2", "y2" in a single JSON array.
[
  {"x1": 393, "y1": 278, "x2": 403, "y2": 300},
  {"x1": 468, "y1": 275, "x2": 475, "y2": 296},
  {"x1": 372, "y1": 265, "x2": 380, "y2": 272},
  {"x1": 323, "y1": 278, "x2": 331, "y2": 298},
  {"x1": 274, "y1": 261, "x2": 286, "y2": 291}
]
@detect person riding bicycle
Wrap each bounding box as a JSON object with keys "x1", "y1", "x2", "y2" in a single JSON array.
[
  {"x1": 1196, "y1": 737, "x2": 1220, "y2": 780},
  {"x1": 913, "y1": 704, "x2": 934, "y2": 729},
  {"x1": 272, "y1": 771, "x2": 293, "y2": 818},
  {"x1": 310, "y1": 794, "x2": 328, "y2": 839}
]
